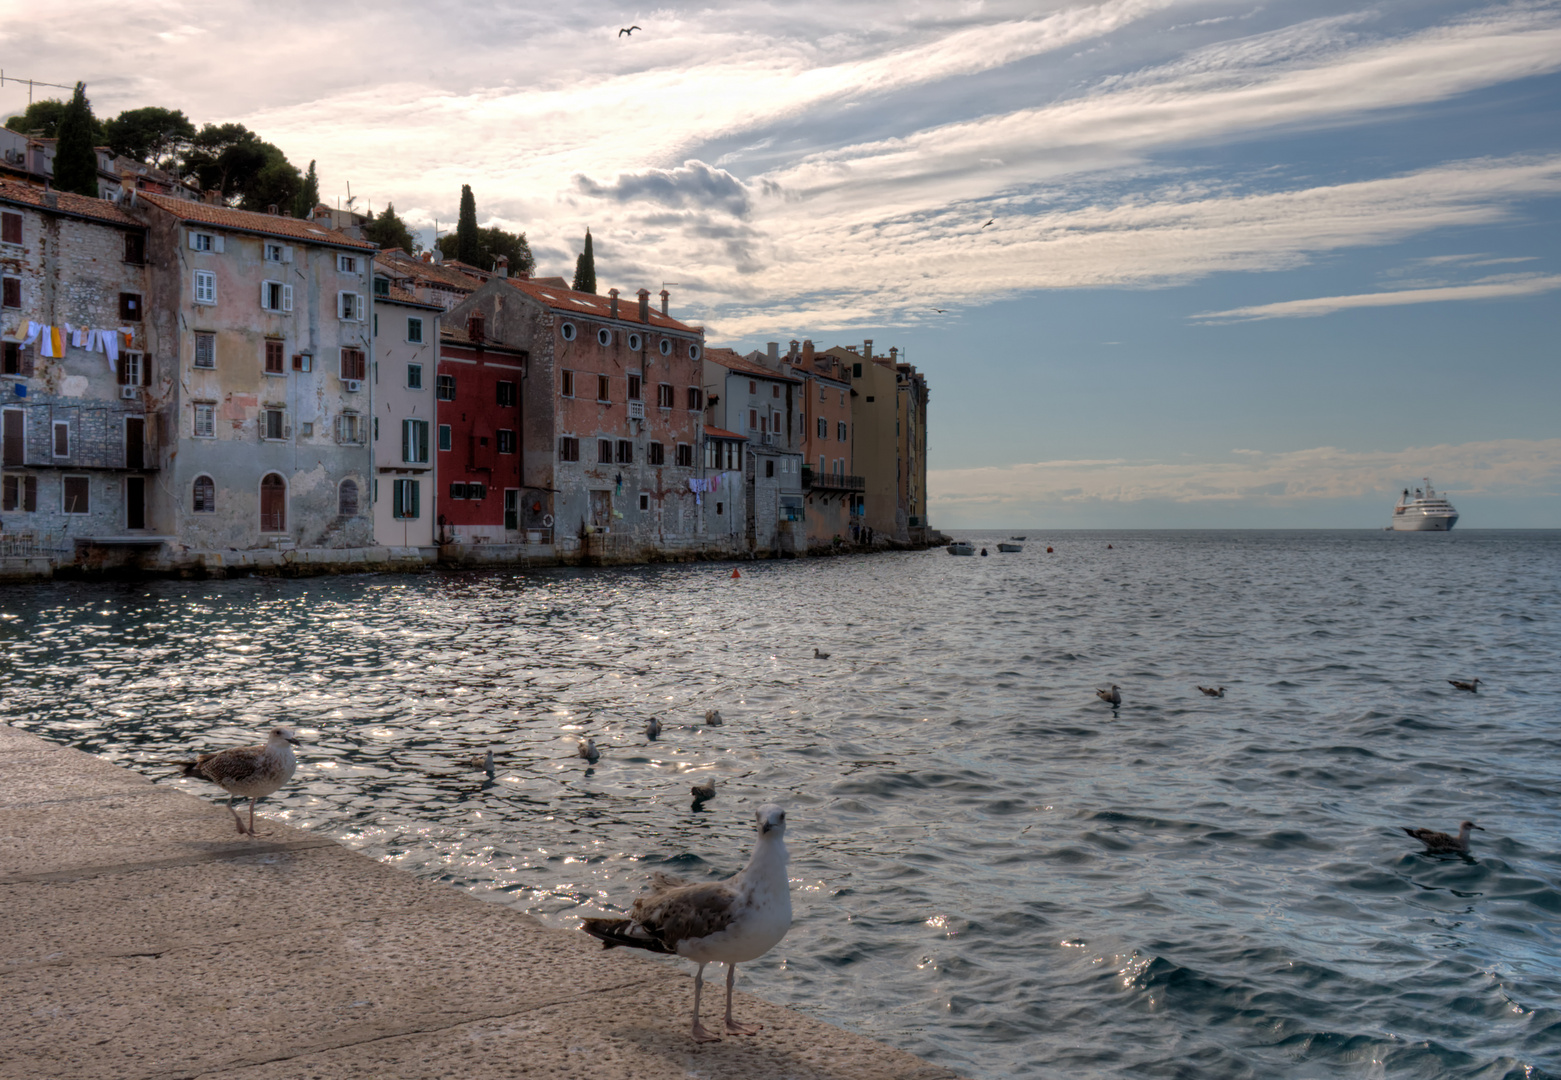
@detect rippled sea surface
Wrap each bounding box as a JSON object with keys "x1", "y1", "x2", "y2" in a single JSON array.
[{"x1": 4, "y1": 530, "x2": 1560, "y2": 1079}]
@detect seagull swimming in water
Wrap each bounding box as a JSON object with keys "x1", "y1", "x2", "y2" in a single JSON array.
[
  {"x1": 691, "y1": 779, "x2": 716, "y2": 801},
  {"x1": 1198, "y1": 686, "x2": 1226, "y2": 698},
  {"x1": 1448, "y1": 678, "x2": 1481, "y2": 692},
  {"x1": 645, "y1": 717, "x2": 663, "y2": 740},
  {"x1": 180, "y1": 726, "x2": 299, "y2": 836},
  {"x1": 704, "y1": 709, "x2": 724, "y2": 726},
  {"x1": 578, "y1": 738, "x2": 600, "y2": 763},
  {"x1": 1403, "y1": 820, "x2": 1484, "y2": 853},
  {"x1": 582, "y1": 805, "x2": 792, "y2": 1043},
  {"x1": 813, "y1": 647, "x2": 830, "y2": 660},
  {"x1": 1096, "y1": 684, "x2": 1122, "y2": 706},
  {"x1": 457, "y1": 749, "x2": 496, "y2": 777}
]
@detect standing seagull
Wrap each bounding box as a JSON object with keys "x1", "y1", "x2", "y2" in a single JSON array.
[
  {"x1": 582, "y1": 805, "x2": 792, "y2": 1042},
  {"x1": 180, "y1": 727, "x2": 299, "y2": 836},
  {"x1": 1096, "y1": 684, "x2": 1122, "y2": 707},
  {"x1": 1403, "y1": 820, "x2": 1484, "y2": 853},
  {"x1": 1448, "y1": 678, "x2": 1481, "y2": 692}
]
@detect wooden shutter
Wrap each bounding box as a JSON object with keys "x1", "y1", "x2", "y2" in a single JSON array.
[
  {"x1": 143, "y1": 353, "x2": 153, "y2": 386},
  {"x1": 417, "y1": 421, "x2": 428, "y2": 463},
  {"x1": 19, "y1": 345, "x2": 33, "y2": 377},
  {"x1": 1, "y1": 212, "x2": 22, "y2": 245},
  {"x1": 23, "y1": 474, "x2": 35, "y2": 512},
  {"x1": 3, "y1": 410, "x2": 23, "y2": 467},
  {"x1": 261, "y1": 281, "x2": 271, "y2": 309},
  {"x1": 409, "y1": 480, "x2": 420, "y2": 519},
  {"x1": 282, "y1": 284, "x2": 293, "y2": 312}
]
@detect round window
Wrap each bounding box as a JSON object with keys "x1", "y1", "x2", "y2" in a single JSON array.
[
  {"x1": 688, "y1": 343, "x2": 701, "y2": 361},
  {"x1": 597, "y1": 327, "x2": 612, "y2": 347},
  {"x1": 659, "y1": 338, "x2": 672, "y2": 356},
  {"x1": 560, "y1": 321, "x2": 576, "y2": 341},
  {"x1": 628, "y1": 333, "x2": 642, "y2": 352}
]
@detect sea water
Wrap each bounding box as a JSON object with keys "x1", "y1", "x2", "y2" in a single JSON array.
[{"x1": 2, "y1": 530, "x2": 1558, "y2": 1079}]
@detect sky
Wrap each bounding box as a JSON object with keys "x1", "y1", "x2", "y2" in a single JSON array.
[{"x1": 4, "y1": 0, "x2": 1559, "y2": 527}]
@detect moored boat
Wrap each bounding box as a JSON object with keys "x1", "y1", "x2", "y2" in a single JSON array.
[
  {"x1": 947, "y1": 541, "x2": 976, "y2": 556},
  {"x1": 997, "y1": 542, "x2": 1023, "y2": 552}
]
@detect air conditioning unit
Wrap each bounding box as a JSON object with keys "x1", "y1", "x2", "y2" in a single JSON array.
[
  {"x1": 344, "y1": 380, "x2": 362, "y2": 393},
  {"x1": 119, "y1": 386, "x2": 138, "y2": 400}
]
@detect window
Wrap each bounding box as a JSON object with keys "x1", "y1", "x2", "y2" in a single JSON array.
[
  {"x1": 772, "y1": 384, "x2": 780, "y2": 398},
  {"x1": 120, "y1": 292, "x2": 142, "y2": 321},
  {"x1": 118, "y1": 351, "x2": 146, "y2": 387},
  {"x1": 687, "y1": 387, "x2": 702, "y2": 410},
  {"x1": 449, "y1": 482, "x2": 467, "y2": 500},
  {"x1": 647, "y1": 442, "x2": 664, "y2": 465},
  {"x1": 264, "y1": 242, "x2": 286, "y2": 262},
  {"x1": 1, "y1": 409, "x2": 21, "y2": 465},
  {"x1": 407, "y1": 317, "x2": 424, "y2": 343},
  {"x1": 340, "y1": 348, "x2": 367, "y2": 382},
  {"x1": 190, "y1": 474, "x2": 216, "y2": 513},
  {"x1": 301, "y1": 422, "x2": 314, "y2": 437},
  {"x1": 189, "y1": 231, "x2": 214, "y2": 252},
  {"x1": 467, "y1": 482, "x2": 486, "y2": 501},
  {"x1": 818, "y1": 417, "x2": 827, "y2": 438},
  {"x1": 264, "y1": 339, "x2": 285, "y2": 375},
  {"x1": 436, "y1": 374, "x2": 455, "y2": 400},
  {"x1": 716, "y1": 501, "x2": 723, "y2": 516},
  {"x1": 749, "y1": 380, "x2": 756, "y2": 394},
  {"x1": 659, "y1": 338, "x2": 671, "y2": 356},
  {"x1": 657, "y1": 383, "x2": 674, "y2": 408},
  {"x1": 336, "y1": 411, "x2": 366, "y2": 445},
  {"x1": 560, "y1": 321, "x2": 576, "y2": 341},
  {"x1": 0, "y1": 212, "x2": 21, "y2": 246},
  {"x1": 4, "y1": 341, "x2": 31, "y2": 376},
  {"x1": 337, "y1": 254, "x2": 359, "y2": 273},
  {"x1": 558, "y1": 436, "x2": 579, "y2": 462},
  {"x1": 616, "y1": 439, "x2": 633, "y2": 464},
  {"x1": 597, "y1": 438, "x2": 612, "y2": 464},
  {"x1": 467, "y1": 313, "x2": 485, "y2": 341},
  {"x1": 766, "y1": 459, "x2": 775, "y2": 478},
  {"x1": 597, "y1": 374, "x2": 611, "y2": 402},
  {"x1": 749, "y1": 409, "x2": 758, "y2": 430},
  {"x1": 261, "y1": 408, "x2": 287, "y2": 440},
  {"x1": 293, "y1": 351, "x2": 312, "y2": 372},
  {"x1": 439, "y1": 424, "x2": 452, "y2": 451},
  {"x1": 497, "y1": 429, "x2": 516, "y2": 454},
  {"x1": 338, "y1": 292, "x2": 364, "y2": 321},
  {"x1": 597, "y1": 327, "x2": 612, "y2": 347},
  {"x1": 3, "y1": 474, "x2": 37, "y2": 512},
  {"x1": 627, "y1": 374, "x2": 642, "y2": 400},
  {"x1": 560, "y1": 370, "x2": 575, "y2": 397},
  {"x1": 52, "y1": 421, "x2": 69, "y2": 458},
  {"x1": 392, "y1": 479, "x2": 419, "y2": 520},
  {"x1": 689, "y1": 344, "x2": 701, "y2": 361},
  {"x1": 2, "y1": 278, "x2": 18, "y2": 308},
  {"x1": 193, "y1": 402, "x2": 215, "y2": 438},
  {"x1": 820, "y1": 387, "x2": 828, "y2": 403},
  {"x1": 496, "y1": 380, "x2": 516, "y2": 407},
  {"x1": 402, "y1": 418, "x2": 429, "y2": 463},
  {"x1": 260, "y1": 473, "x2": 286, "y2": 531},
  {"x1": 639, "y1": 493, "x2": 649, "y2": 511},
  {"x1": 838, "y1": 421, "x2": 848, "y2": 441},
  {"x1": 676, "y1": 443, "x2": 693, "y2": 467},
  {"x1": 62, "y1": 476, "x2": 89, "y2": 514},
  {"x1": 189, "y1": 263, "x2": 218, "y2": 305},
  {"x1": 261, "y1": 280, "x2": 293, "y2": 311},
  {"x1": 628, "y1": 333, "x2": 642, "y2": 351},
  {"x1": 339, "y1": 479, "x2": 360, "y2": 516},
  {"x1": 406, "y1": 363, "x2": 423, "y2": 389},
  {"x1": 373, "y1": 276, "x2": 389, "y2": 297}
]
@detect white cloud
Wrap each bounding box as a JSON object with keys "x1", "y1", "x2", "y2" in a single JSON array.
[{"x1": 1192, "y1": 272, "x2": 1561, "y2": 322}]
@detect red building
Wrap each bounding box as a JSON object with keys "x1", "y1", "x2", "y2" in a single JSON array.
[{"x1": 435, "y1": 312, "x2": 527, "y2": 542}]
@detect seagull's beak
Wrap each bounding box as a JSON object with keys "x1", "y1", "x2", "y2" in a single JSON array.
[
  {"x1": 1473, "y1": 824, "x2": 1485, "y2": 831},
  {"x1": 286, "y1": 736, "x2": 301, "y2": 745}
]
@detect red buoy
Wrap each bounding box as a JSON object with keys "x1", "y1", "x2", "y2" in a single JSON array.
[
  {"x1": 730, "y1": 569, "x2": 741, "y2": 579},
  {"x1": 1046, "y1": 546, "x2": 1053, "y2": 553}
]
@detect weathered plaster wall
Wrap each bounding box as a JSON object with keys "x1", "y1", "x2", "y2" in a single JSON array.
[{"x1": 372, "y1": 296, "x2": 438, "y2": 546}]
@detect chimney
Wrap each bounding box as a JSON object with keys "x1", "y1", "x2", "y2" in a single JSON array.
[
  {"x1": 267, "y1": 204, "x2": 279, "y2": 215},
  {"x1": 659, "y1": 288, "x2": 669, "y2": 316},
  {"x1": 608, "y1": 287, "x2": 619, "y2": 319},
  {"x1": 801, "y1": 339, "x2": 814, "y2": 363},
  {"x1": 312, "y1": 204, "x2": 334, "y2": 229},
  {"x1": 517, "y1": 268, "x2": 530, "y2": 279},
  {"x1": 863, "y1": 339, "x2": 873, "y2": 359},
  {"x1": 637, "y1": 288, "x2": 650, "y2": 324},
  {"x1": 496, "y1": 255, "x2": 509, "y2": 279},
  {"x1": 766, "y1": 342, "x2": 779, "y2": 362},
  {"x1": 889, "y1": 347, "x2": 898, "y2": 362},
  {"x1": 788, "y1": 339, "x2": 800, "y2": 360},
  {"x1": 421, "y1": 251, "x2": 432, "y2": 263}
]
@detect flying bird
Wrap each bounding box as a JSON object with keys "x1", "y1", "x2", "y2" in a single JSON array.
[
  {"x1": 180, "y1": 726, "x2": 300, "y2": 836},
  {"x1": 1402, "y1": 820, "x2": 1484, "y2": 853},
  {"x1": 981, "y1": 218, "x2": 994, "y2": 228},
  {"x1": 1096, "y1": 684, "x2": 1122, "y2": 707},
  {"x1": 618, "y1": 25, "x2": 641, "y2": 36},
  {"x1": 930, "y1": 308, "x2": 947, "y2": 313},
  {"x1": 582, "y1": 805, "x2": 792, "y2": 1042},
  {"x1": 1197, "y1": 686, "x2": 1226, "y2": 698},
  {"x1": 1448, "y1": 678, "x2": 1481, "y2": 692},
  {"x1": 578, "y1": 738, "x2": 601, "y2": 764}
]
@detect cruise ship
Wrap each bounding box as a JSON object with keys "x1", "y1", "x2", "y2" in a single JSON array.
[{"x1": 1391, "y1": 479, "x2": 1458, "y2": 531}]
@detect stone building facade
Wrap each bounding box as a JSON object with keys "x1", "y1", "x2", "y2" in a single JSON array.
[
  {"x1": 370, "y1": 260, "x2": 442, "y2": 547},
  {"x1": 703, "y1": 348, "x2": 804, "y2": 556}
]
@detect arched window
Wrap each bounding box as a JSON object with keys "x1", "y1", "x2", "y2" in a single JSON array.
[
  {"x1": 192, "y1": 475, "x2": 215, "y2": 513},
  {"x1": 260, "y1": 473, "x2": 286, "y2": 532},
  {"x1": 338, "y1": 478, "x2": 359, "y2": 517}
]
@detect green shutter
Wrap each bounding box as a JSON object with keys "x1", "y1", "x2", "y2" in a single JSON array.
[
  {"x1": 417, "y1": 421, "x2": 429, "y2": 463},
  {"x1": 392, "y1": 479, "x2": 404, "y2": 519},
  {"x1": 409, "y1": 480, "x2": 420, "y2": 519},
  {"x1": 401, "y1": 420, "x2": 410, "y2": 462}
]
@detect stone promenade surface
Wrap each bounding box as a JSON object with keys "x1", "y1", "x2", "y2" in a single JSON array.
[{"x1": 0, "y1": 725, "x2": 960, "y2": 1080}]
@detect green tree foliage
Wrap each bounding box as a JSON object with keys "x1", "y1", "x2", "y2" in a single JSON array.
[
  {"x1": 291, "y1": 160, "x2": 320, "y2": 219},
  {"x1": 572, "y1": 228, "x2": 596, "y2": 294},
  {"x1": 455, "y1": 185, "x2": 480, "y2": 266},
  {"x1": 103, "y1": 107, "x2": 195, "y2": 169},
  {"x1": 182, "y1": 123, "x2": 300, "y2": 209},
  {"x1": 53, "y1": 84, "x2": 102, "y2": 198},
  {"x1": 4, "y1": 98, "x2": 85, "y2": 140},
  {"x1": 436, "y1": 225, "x2": 534, "y2": 274},
  {"x1": 364, "y1": 202, "x2": 418, "y2": 254}
]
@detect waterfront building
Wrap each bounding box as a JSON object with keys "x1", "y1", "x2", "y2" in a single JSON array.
[
  {"x1": 370, "y1": 259, "x2": 442, "y2": 547},
  {"x1": 782, "y1": 340, "x2": 859, "y2": 550},
  {"x1": 440, "y1": 275, "x2": 710, "y2": 557},
  {"x1": 702, "y1": 347, "x2": 804, "y2": 556},
  {"x1": 0, "y1": 180, "x2": 161, "y2": 550},
  {"x1": 826, "y1": 342, "x2": 901, "y2": 541},
  {"x1": 895, "y1": 358, "x2": 930, "y2": 541},
  {"x1": 434, "y1": 309, "x2": 527, "y2": 543},
  {"x1": 134, "y1": 195, "x2": 378, "y2": 549}
]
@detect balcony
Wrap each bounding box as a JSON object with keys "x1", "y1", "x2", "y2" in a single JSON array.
[
  {"x1": 802, "y1": 467, "x2": 863, "y2": 492},
  {"x1": 627, "y1": 400, "x2": 646, "y2": 420}
]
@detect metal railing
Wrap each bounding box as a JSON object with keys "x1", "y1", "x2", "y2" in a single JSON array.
[{"x1": 801, "y1": 467, "x2": 864, "y2": 492}]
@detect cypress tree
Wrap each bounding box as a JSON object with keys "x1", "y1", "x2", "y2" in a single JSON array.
[
  {"x1": 572, "y1": 228, "x2": 596, "y2": 294},
  {"x1": 53, "y1": 83, "x2": 101, "y2": 198},
  {"x1": 291, "y1": 160, "x2": 319, "y2": 218},
  {"x1": 455, "y1": 184, "x2": 480, "y2": 266}
]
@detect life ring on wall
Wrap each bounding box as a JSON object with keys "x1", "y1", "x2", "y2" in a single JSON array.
[{"x1": 542, "y1": 514, "x2": 554, "y2": 527}]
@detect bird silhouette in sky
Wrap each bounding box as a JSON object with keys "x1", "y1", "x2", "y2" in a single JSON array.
[
  {"x1": 981, "y1": 218, "x2": 995, "y2": 228},
  {"x1": 930, "y1": 308, "x2": 947, "y2": 313},
  {"x1": 619, "y1": 25, "x2": 641, "y2": 36}
]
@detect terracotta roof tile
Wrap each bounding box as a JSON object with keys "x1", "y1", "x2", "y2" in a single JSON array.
[
  {"x1": 503, "y1": 278, "x2": 702, "y2": 335},
  {"x1": 378, "y1": 284, "x2": 443, "y2": 310},
  {"x1": 702, "y1": 426, "x2": 746, "y2": 440},
  {"x1": 376, "y1": 251, "x2": 483, "y2": 292},
  {"x1": 703, "y1": 347, "x2": 803, "y2": 383},
  {"x1": 0, "y1": 179, "x2": 140, "y2": 228},
  {"x1": 137, "y1": 191, "x2": 376, "y2": 249}
]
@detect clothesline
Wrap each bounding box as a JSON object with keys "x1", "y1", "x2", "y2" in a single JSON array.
[
  {"x1": 687, "y1": 471, "x2": 736, "y2": 504},
  {"x1": 15, "y1": 321, "x2": 133, "y2": 369}
]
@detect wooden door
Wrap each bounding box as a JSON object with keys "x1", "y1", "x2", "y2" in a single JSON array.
[{"x1": 260, "y1": 474, "x2": 286, "y2": 532}]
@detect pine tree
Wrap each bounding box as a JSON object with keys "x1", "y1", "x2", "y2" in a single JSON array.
[
  {"x1": 53, "y1": 83, "x2": 101, "y2": 198},
  {"x1": 364, "y1": 202, "x2": 417, "y2": 255},
  {"x1": 572, "y1": 228, "x2": 596, "y2": 294},
  {"x1": 455, "y1": 184, "x2": 480, "y2": 266},
  {"x1": 291, "y1": 160, "x2": 319, "y2": 218}
]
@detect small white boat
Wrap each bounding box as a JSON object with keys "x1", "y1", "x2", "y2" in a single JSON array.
[
  {"x1": 997, "y1": 542, "x2": 1023, "y2": 553},
  {"x1": 1010, "y1": 535, "x2": 1027, "y2": 541},
  {"x1": 947, "y1": 541, "x2": 976, "y2": 556}
]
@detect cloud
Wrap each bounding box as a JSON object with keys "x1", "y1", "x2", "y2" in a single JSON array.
[
  {"x1": 1191, "y1": 273, "x2": 1561, "y2": 322},
  {"x1": 574, "y1": 160, "x2": 755, "y2": 217}
]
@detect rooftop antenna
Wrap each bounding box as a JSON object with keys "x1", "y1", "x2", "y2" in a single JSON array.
[{"x1": 344, "y1": 181, "x2": 358, "y2": 212}]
